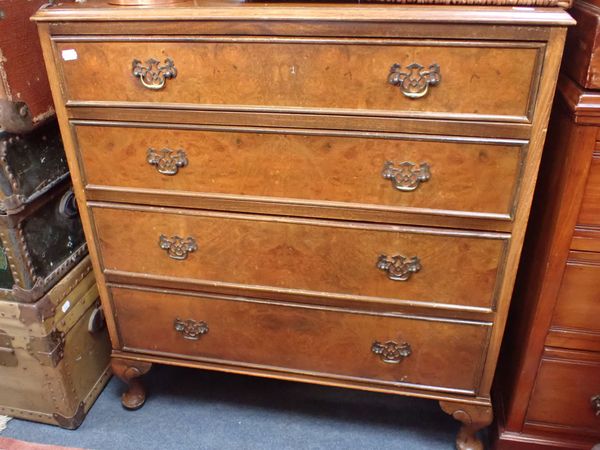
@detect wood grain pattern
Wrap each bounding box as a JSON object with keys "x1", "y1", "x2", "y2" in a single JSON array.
[
  {"x1": 563, "y1": 0, "x2": 600, "y2": 90},
  {"x1": 577, "y1": 149, "x2": 600, "y2": 227},
  {"x1": 493, "y1": 18, "x2": 600, "y2": 449},
  {"x1": 32, "y1": 2, "x2": 572, "y2": 448},
  {"x1": 476, "y1": 26, "x2": 567, "y2": 397},
  {"x1": 74, "y1": 123, "x2": 524, "y2": 220},
  {"x1": 111, "y1": 285, "x2": 490, "y2": 393},
  {"x1": 66, "y1": 107, "x2": 533, "y2": 140},
  {"x1": 524, "y1": 350, "x2": 600, "y2": 437},
  {"x1": 571, "y1": 226, "x2": 600, "y2": 252},
  {"x1": 547, "y1": 251, "x2": 600, "y2": 348},
  {"x1": 55, "y1": 39, "x2": 541, "y2": 122},
  {"x1": 35, "y1": 21, "x2": 123, "y2": 349},
  {"x1": 91, "y1": 204, "x2": 508, "y2": 311},
  {"x1": 47, "y1": 21, "x2": 552, "y2": 41},
  {"x1": 32, "y1": 1, "x2": 575, "y2": 26},
  {"x1": 497, "y1": 91, "x2": 598, "y2": 434}
]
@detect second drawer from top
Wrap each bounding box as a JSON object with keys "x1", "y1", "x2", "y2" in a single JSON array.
[{"x1": 74, "y1": 123, "x2": 526, "y2": 224}]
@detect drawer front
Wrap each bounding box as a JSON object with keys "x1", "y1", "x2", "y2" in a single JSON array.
[
  {"x1": 550, "y1": 252, "x2": 600, "y2": 335},
  {"x1": 111, "y1": 286, "x2": 490, "y2": 393},
  {"x1": 75, "y1": 124, "x2": 524, "y2": 219},
  {"x1": 526, "y1": 352, "x2": 600, "y2": 436},
  {"x1": 57, "y1": 39, "x2": 542, "y2": 122},
  {"x1": 577, "y1": 150, "x2": 600, "y2": 228},
  {"x1": 92, "y1": 205, "x2": 507, "y2": 310}
]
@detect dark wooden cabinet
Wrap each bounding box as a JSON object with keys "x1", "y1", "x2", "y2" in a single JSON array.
[{"x1": 493, "y1": 2, "x2": 600, "y2": 447}]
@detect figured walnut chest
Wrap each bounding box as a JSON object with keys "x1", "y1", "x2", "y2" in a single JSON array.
[{"x1": 33, "y1": 2, "x2": 573, "y2": 447}]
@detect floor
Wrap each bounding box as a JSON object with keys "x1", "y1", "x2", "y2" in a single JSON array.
[{"x1": 2, "y1": 365, "x2": 478, "y2": 449}]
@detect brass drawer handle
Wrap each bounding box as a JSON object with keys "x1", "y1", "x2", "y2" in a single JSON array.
[
  {"x1": 592, "y1": 394, "x2": 600, "y2": 417},
  {"x1": 382, "y1": 161, "x2": 430, "y2": 192},
  {"x1": 132, "y1": 58, "x2": 177, "y2": 90},
  {"x1": 159, "y1": 235, "x2": 197, "y2": 260},
  {"x1": 377, "y1": 254, "x2": 421, "y2": 281},
  {"x1": 388, "y1": 63, "x2": 441, "y2": 99},
  {"x1": 147, "y1": 148, "x2": 188, "y2": 175},
  {"x1": 372, "y1": 340, "x2": 412, "y2": 364},
  {"x1": 174, "y1": 318, "x2": 208, "y2": 340}
]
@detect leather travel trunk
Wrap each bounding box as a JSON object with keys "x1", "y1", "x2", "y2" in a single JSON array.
[
  {"x1": 0, "y1": 180, "x2": 87, "y2": 303},
  {"x1": 0, "y1": 119, "x2": 69, "y2": 214},
  {"x1": 0, "y1": 0, "x2": 56, "y2": 133},
  {"x1": 0, "y1": 256, "x2": 111, "y2": 428}
]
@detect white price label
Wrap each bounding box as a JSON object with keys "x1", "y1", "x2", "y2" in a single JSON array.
[
  {"x1": 61, "y1": 299, "x2": 71, "y2": 313},
  {"x1": 61, "y1": 49, "x2": 78, "y2": 61}
]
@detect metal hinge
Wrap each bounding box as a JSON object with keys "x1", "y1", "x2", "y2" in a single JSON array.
[
  {"x1": 27, "y1": 330, "x2": 66, "y2": 367},
  {"x1": 0, "y1": 330, "x2": 17, "y2": 367}
]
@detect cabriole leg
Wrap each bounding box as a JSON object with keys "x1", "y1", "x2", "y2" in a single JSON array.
[
  {"x1": 111, "y1": 357, "x2": 153, "y2": 410},
  {"x1": 439, "y1": 401, "x2": 493, "y2": 450}
]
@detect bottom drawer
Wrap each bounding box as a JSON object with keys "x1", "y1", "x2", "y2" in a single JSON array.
[
  {"x1": 526, "y1": 349, "x2": 600, "y2": 436},
  {"x1": 111, "y1": 286, "x2": 490, "y2": 395}
]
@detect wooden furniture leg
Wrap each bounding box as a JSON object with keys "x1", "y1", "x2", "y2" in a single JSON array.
[
  {"x1": 111, "y1": 357, "x2": 153, "y2": 410},
  {"x1": 439, "y1": 401, "x2": 493, "y2": 450}
]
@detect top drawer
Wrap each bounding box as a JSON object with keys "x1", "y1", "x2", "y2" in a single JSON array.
[{"x1": 54, "y1": 38, "x2": 543, "y2": 123}]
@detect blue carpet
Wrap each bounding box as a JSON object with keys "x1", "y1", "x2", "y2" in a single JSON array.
[{"x1": 3, "y1": 365, "x2": 472, "y2": 449}]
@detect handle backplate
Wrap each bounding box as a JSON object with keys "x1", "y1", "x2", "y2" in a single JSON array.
[
  {"x1": 147, "y1": 148, "x2": 188, "y2": 175},
  {"x1": 132, "y1": 58, "x2": 177, "y2": 90},
  {"x1": 174, "y1": 318, "x2": 208, "y2": 340},
  {"x1": 382, "y1": 161, "x2": 430, "y2": 192},
  {"x1": 377, "y1": 254, "x2": 421, "y2": 281},
  {"x1": 372, "y1": 340, "x2": 412, "y2": 364},
  {"x1": 388, "y1": 63, "x2": 441, "y2": 99},
  {"x1": 159, "y1": 235, "x2": 197, "y2": 260}
]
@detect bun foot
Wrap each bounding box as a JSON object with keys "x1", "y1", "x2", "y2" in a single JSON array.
[
  {"x1": 439, "y1": 401, "x2": 492, "y2": 450},
  {"x1": 111, "y1": 357, "x2": 152, "y2": 410}
]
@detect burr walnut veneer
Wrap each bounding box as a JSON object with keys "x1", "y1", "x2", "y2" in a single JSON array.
[{"x1": 33, "y1": 2, "x2": 572, "y2": 448}]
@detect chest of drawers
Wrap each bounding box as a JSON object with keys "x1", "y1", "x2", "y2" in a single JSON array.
[{"x1": 33, "y1": 2, "x2": 573, "y2": 448}]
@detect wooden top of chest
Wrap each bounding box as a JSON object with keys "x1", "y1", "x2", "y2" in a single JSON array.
[{"x1": 33, "y1": 0, "x2": 574, "y2": 26}]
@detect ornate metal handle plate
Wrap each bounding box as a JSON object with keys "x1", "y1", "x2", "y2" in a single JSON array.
[
  {"x1": 382, "y1": 161, "x2": 430, "y2": 192},
  {"x1": 132, "y1": 58, "x2": 177, "y2": 90},
  {"x1": 372, "y1": 340, "x2": 412, "y2": 364},
  {"x1": 159, "y1": 235, "x2": 197, "y2": 260},
  {"x1": 591, "y1": 394, "x2": 600, "y2": 416},
  {"x1": 147, "y1": 148, "x2": 188, "y2": 175},
  {"x1": 388, "y1": 63, "x2": 441, "y2": 99},
  {"x1": 174, "y1": 318, "x2": 208, "y2": 340},
  {"x1": 377, "y1": 254, "x2": 421, "y2": 281}
]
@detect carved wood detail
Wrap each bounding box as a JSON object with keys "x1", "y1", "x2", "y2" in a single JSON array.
[
  {"x1": 111, "y1": 357, "x2": 153, "y2": 410},
  {"x1": 439, "y1": 401, "x2": 493, "y2": 450}
]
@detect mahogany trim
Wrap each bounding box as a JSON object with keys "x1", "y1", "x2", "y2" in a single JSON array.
[
  {"x1": 557, "y1": 74, "x2": 600, "y2": 123},
  {"x1": 546, "y1": 327, "x2": 600, "y2": 352}
]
